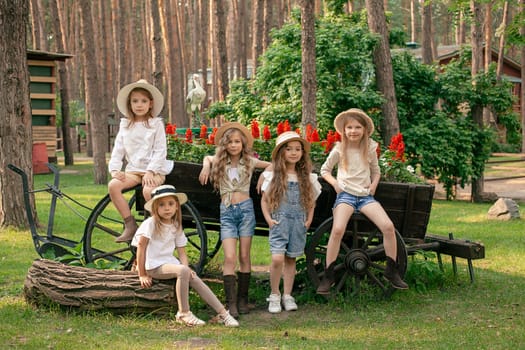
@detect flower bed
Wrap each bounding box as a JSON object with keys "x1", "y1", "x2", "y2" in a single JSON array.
[{"x1": 166, "y1": 120, "x2": 425, "y2": 184}]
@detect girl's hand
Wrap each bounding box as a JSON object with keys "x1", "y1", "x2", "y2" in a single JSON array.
[
  {"x1": 333, "y1": 183, "x2": 343, "y2": 194},
  {"x1": 139, "y1": 275, "x2": 152, "y2": 288},
  {"x1": 189, "y1": 270, "x2": 197, "y2": 279},
  {"x1": 199, "y1": 168, "x2": 210, "y2": 185},
  {"x1": 142, "y1": 171, "x2": 157, "y2": 187},
  {"x1": 267, "y1": 219, "x2": 279, "y2": 228},
  {"x1": 304, "y1": 219, "x2": 312, "y2": 230}
]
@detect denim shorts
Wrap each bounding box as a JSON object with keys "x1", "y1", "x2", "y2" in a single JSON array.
[
  {"x1": 334, "y1": 191, "x2": 377, "y2": 213},
  {"x1": 219, "y1": 198, "x2": 256, "y2": 240}
]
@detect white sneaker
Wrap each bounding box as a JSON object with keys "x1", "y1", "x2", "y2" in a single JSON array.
[
  {"x1": 281, "y1": 294, "x2": 298, "y2": 311},
  {"x1": 218, "y1": 311, "x2": 239, "y2": 327},
  {"x1": 267, "y1": 293, "x2": 282, "y2": 313}
]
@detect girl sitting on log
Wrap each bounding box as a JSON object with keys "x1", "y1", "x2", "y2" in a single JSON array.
[{"x1": 132, "y1": 185, "x2": 239, "y2": 327}]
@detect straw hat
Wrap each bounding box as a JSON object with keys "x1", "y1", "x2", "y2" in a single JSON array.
[
  {"x1": 144, "y1": 185, "x2": 188, "y2": 212},
  {"x1": 271, "y1": 131, "x2": 310, "y2": 159},
  {"x1": 116, "y1": 79, "x2": 164, "y2": 118},
  {"x1": 334, "y1": 108, "x2": 375, "y2": 136},
  {"x1": 214, "y1": 122, "x2": 254, "y2": 148}
]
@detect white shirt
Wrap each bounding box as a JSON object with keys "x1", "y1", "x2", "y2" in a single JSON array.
[
  {"x1": 108, "y1": 117, "x2": 174, "y2": 175},
  {"x1": 131, "y1": 217, "x2": 188, "y2": 270},
  {"x1": 260, "y1": 171, "x2": 322, "y2": 200}
]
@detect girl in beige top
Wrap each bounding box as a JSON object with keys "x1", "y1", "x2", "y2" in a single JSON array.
[{"x1": 316, "y1": 109, "x2": 408, "y2": 294}]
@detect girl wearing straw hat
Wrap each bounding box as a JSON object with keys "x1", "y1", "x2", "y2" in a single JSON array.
[
  {"x1": 132, "y1": 185, "x2": 239, "y2": 327},
  {"x1": 199, "y1": 122, "x2": 270, "y2": 317},
  {"x1": 109, "y1": 79, "x2": 173, "y2": 243},
  {"x1": 316, "y1": 108, "x2": 408, "y2": 294},
  {"x1": 260, "y1": 131, "x2": 321, "y2": 313}
]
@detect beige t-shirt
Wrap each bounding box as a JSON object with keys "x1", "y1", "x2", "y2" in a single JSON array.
[{"x1": 320, "y1": 140, "x2": 380, "y2": 196}]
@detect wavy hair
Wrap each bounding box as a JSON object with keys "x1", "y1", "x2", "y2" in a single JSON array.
[
  {"x1": 210, "y1": 128, "x2": 254, "y2": 192},
  {"x1": 266, "y1": 142, "x2": 315, "y2": 212}
]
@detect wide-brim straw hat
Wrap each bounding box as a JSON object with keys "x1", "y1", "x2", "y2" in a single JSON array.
[
  {"x1": 271, "y1": 131, "x2": 310, "y2": 159},
  {"x1": 334, "y1": 108, "x2": 375, "y2": 136},
  {"x1": 144, "y1": 185, "x2": 188, "y2": 212},
  {"x1": 116, "y1": 79, "x2": 164, "y2": 118},
  {"x1": 214, "y1": 122, "x2": 254, "y2": 148}
]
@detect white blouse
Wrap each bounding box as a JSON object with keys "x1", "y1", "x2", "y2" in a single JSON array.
[{"x1": 108, "y1": 117, "x2": 173, "y2": 175}]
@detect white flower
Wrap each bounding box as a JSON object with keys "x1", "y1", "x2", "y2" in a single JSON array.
[{"x1": 406, "y1": 165, "x2": 415, "y2": 174}]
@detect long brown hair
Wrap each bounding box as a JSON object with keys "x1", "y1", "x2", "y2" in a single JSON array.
[
  {"x1": 266, "y1": 142, "x2": 315, "y2": 212},
  {"x1": 150, "y1": 195, "x2": 182, "y2": 235},
  {"x1": 210, "y1": 128, "x2": 254, "y2": 191},
  {"x1": 125, "y1": 87, "x2": 153, "y2": 128}
]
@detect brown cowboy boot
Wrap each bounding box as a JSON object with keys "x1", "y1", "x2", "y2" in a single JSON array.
[
  {"x1": 223, "y1": 275, "x2": 239, "y2": 318},
  {"x1": 237, "y1": 272, "x2": 251, "y2": 314},
  {"x1": 384, "y1": 257, "x2": 409, "y2": 289},
  {"x1": 115, "y1": 216, "x2": 138, "y2": 243},
  {"x1": 316, "y1": 262, "x2": 335, "y2": 295}
]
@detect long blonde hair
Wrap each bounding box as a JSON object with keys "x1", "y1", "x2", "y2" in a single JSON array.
[
  {"x1": 149, "y1": 195, "x2": 182, "y2": 235},
  {"x1": 337, "y1": 111, "x2": 372, "y2": 172},
  {"x1": 266, "y1": 142, "x2": 315, "y2": 212},
  {"x1": 125, "y1": 87, "x2": 154, "y2": 128},
  {"x1": 210, "y1": 128, "x2": 254, "y2": 191}
]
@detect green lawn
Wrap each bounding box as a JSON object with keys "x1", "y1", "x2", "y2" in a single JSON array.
[{"x1": 0, "y1": 159, "x2": 524, "y2": 349}]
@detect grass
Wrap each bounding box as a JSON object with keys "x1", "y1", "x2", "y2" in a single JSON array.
[{"x1": 1, "y1": 159, "x2": 524, "y2": 349}]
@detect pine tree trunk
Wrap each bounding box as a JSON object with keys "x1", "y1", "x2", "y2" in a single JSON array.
[
  {"x1": 0, "y1": 0, "x2": 33, "y2": 227},
  {"x1": 24, "y1": 259, "x2": 177, "y2": 315},
  {"x1": 300, "y1": 0, "x2": 317, "y2": 130}
]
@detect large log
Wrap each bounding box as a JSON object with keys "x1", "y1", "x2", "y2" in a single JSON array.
[{"x1": 24, "y1": 259, "x2": 177, "y2": 314}]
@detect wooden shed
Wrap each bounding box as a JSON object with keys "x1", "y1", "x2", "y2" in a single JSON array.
[{"x1": 27, "y1": 49, "x2": 73, "y2": 163}]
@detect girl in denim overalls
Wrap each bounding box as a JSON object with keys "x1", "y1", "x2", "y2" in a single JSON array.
[
  {"x1": 261, "y1": 132, "x2": 321, "y2": 313},
  {"x1": 199, "y1": 122, "x2": 270, "y2": 317}
]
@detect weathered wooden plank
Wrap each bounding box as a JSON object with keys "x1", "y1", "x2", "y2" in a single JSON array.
[{"x1": 425, "y1": 234, "x2": 485, "y2": 259}]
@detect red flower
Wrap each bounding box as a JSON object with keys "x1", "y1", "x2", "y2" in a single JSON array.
[
  {"x1": 324, "y1": 130, "x2": 336, "y2": 153},
  {"x1": 388, "y1": 133, "x2": 406, "y2": 162},
  {"x1": 166, "y1": 123, "x2": 176, "y2": 135},
  {"x1": 277, "y1": 122, "x2": 284, "y2": 135},
  {"x1": 311, "y1": 129, "x2": 320, "y2": 142},
  {"x1": 283, "y1": 120, "x2": 291, "y2": 132},
  {"x1": 199, "y1": 124, "x2": 208, "y2": 139},
  {"x1": 263, "y1": 125, "x2": 272, "y2": 140},
  {"x1": 207, "y1": 127, "x2": 217, "y2": 144},
  {"x1": 251, "y1": 120, "x2": 260, "y2": 139},
  {"x1": 185, "y1": 129, "x2": 193, "y2": 143}
]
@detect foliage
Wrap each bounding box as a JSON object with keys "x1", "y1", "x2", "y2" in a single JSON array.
[
  {"x1": 207, "y1": 12, "x2": 382, "y2": 135},
  {"x1": 404, "y1": 250, "x2": 446, "y2": 293},
  {"x1": 379, "y1": 133, "x2": 425, "y2": 184}
]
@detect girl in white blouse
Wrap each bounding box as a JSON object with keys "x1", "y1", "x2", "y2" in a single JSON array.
[{"x1": 109, "y1": 79, "x2": 173, "y2": 243}]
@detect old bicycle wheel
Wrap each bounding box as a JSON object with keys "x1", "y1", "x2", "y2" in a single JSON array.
[
  {"x1": 305, "y1": 214, "x2": 408, "y2": 298},
  {"x1": 83, "y1": 186, "x2": 208, "y2": 274}
]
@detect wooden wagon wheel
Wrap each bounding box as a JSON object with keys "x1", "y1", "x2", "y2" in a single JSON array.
[
  {"x1": 83, "y1": 186, "x2": 208, "y2": 274},
  {"x1": 305, "y1": 215, "x2": 408, "y2": 297}
]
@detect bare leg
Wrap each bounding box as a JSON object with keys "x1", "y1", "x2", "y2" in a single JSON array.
[
  {"x1": 360, "y1": 202, "x2": 397, "y2": 259},
  {"x1": 222, "y1": 238, "x2": 238, "y2": 275},
  {"x1": 238, "y1": 236, "x2": 252, "y2": 273},
  {"x1": 282, "y1": 256, "x2": 296, "y2": 296},
  {"x1": 325, "y1": 203, "x2": 355, "y2": 266},
  {"x1": 270, "y1": 254, "x2": 284, "y2": 295}
]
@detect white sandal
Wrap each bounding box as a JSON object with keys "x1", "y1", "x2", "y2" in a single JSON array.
[
  {"x1": 218, "y1": 311, "x2": 239, "y2": 327},
  {"x1": 176, "y1": 311, "x2": 205, "y2": 326}
]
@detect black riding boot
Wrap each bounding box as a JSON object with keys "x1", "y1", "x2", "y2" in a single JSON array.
[
  {"x1": 223, "y1": 275, "x2": 239, "y2": 317},
  {"x1": 384, "y1": 257, "x2": 409, "y2": 290}
]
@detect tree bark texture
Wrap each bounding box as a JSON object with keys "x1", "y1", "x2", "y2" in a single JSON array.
[
  {"x1": 300, "y1": 0, "x2": 317, "y2": 130},
  {"x1": 0, "y1": 0, "x2": 33, "y2": 227},
  {"x1": 365, "y1": 0, "x2": 400, "y2": 146},
  {"x1": 24, "y1": 259, "x2": 177, "y2": 314},
  {"x1": 213, "y1": 0, "x2": 229, "y2": 101}
]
